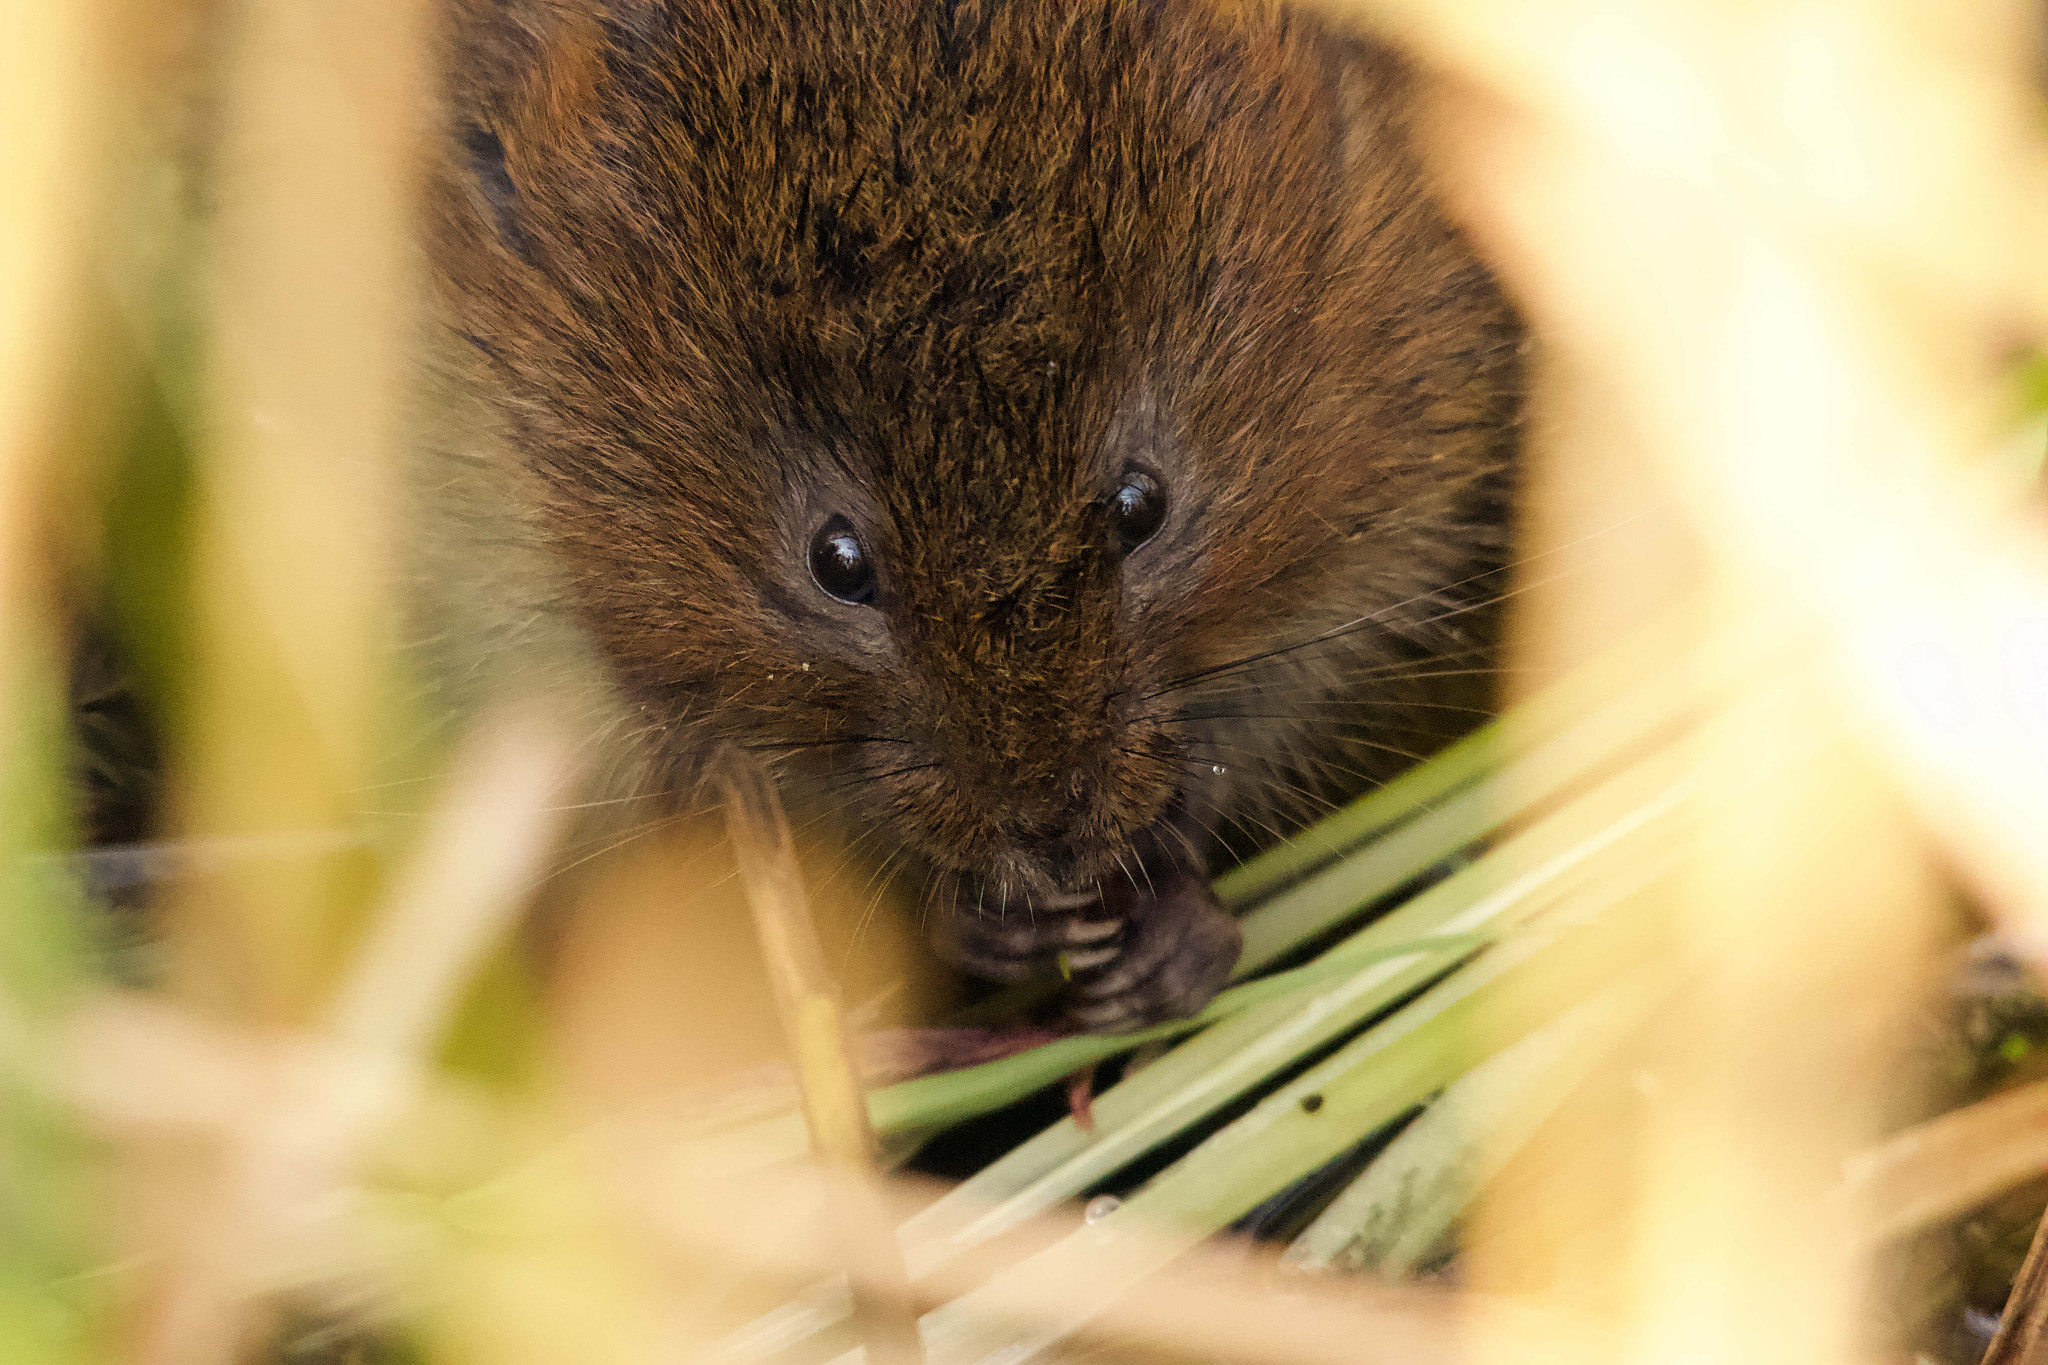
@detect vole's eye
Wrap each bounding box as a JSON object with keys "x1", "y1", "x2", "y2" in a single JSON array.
[
  {"x1": 1107, "y1": 468, "x2": 1167, "y2": 553},
  {"x1": 808, "y1": 516, "x2": 877, "y2": 606}
]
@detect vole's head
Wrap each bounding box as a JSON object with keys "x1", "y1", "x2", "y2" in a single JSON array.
[{"x1": 430, "y1": 0, "x2": 1518, "y2": 900}]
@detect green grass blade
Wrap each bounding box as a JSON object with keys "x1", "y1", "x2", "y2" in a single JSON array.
[
  {"x1": 1282, "y1": 979, "x2": 1651, "y2": 1276},
  {"x1": 867, "y1": 934, "x2": 1484, "y2": 1136},
  {"x1": 909, "y1": 933, "x2": 1557, "y2": 1365},
  {"x1": 1232, "y1": 642, "x2": 1710, "y2": 976},
  {"x1": 712, "y1": 739, "x2": 1698, "y2": 1362},
  {"x1": 1230, "y1": 780, "x2": 1494, "y2": 978},
  {"x1": 895, "y1": 742, "x2": 1693, "y2": 1272},
  {"x1": 0, "y1": 650, "x2": 110, "y2": 1365},
  {"x1": 1218, "y1": 613, "x2": 1711, "y2": 919},
  {"x1": 1212, "y1": 722, "x2": 1500, "y2": 906}
]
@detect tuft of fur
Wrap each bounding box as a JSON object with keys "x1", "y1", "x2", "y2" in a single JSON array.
[{"x1": 417, "y1": 0, "x2": 1521, "y2": 1025}]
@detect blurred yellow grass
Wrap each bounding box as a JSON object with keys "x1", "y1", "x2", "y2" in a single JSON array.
[
  {"x1": 1344, "y1": 5, "x2": 2045, "y2": 1362},
  {"x1": 165, "y1": 0, "x2": 432, "y2": 1026}
]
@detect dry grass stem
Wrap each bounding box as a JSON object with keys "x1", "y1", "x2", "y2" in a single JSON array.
[
  {"x1": 168, "y1": 0, "x2": 433, "y2": 1021},
  {"x1": 92, "y1": 709, "x2": 580, "y2": 1365},
  {"x1": 1844, "y1": 1077, "x2": 2048, "y2": 1247},
  {"x1": 1351, "y1": 0, "x2": 2048, "y2": 929},
  {"x1": 1983, "y1": 1208, "x2": 2048, "y2": 1365},
  {"x1": 1319, "y1": 2, "x2": 2044, "y2": 1362},
  {"x1": 718, "y1": 750, "x2": 924, "y2": 1365},
  {"x1": 0, "y1": 0, "x2": 99, "y2": 704}
]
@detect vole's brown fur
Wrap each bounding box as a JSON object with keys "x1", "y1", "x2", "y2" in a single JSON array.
[{"x1": 422, "y1": 0, "x2": 1521, "y2": 1028}]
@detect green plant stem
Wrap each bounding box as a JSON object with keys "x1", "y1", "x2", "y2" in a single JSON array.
[
  {"x1": 868, "y1": 934, "x2": 1485, "y2": 1137},
  {"x1": 1282, "y1": 980, "x2": 1649, "y2": 1276},
  {"x1": 1212, "y1": 722, "x2": 1499, "y2": 907},
  {"x1": 908, "y1": 934, "x2": 1556, "y2": 1365},
  {"x1": 896, "y1": 740, "x2": 1693, "y2": 1264}
]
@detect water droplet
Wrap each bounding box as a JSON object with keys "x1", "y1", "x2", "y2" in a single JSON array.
[
  {"x1": 1083, "y1": 1195, "x2": 1122, "y2": 1224},
  {"x1": 1211, "y1": 764, "x2": 1228, "y2": 776}
]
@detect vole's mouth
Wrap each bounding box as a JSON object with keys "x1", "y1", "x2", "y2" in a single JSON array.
[
  {"x1": 974, "y1": 796, "x2": 1198, "y2": 916},
  {"x1": 973, "y1": 868, "x2": 1107, "y2": 917},
  {"x1": 1030, "y1": 885, "x2": 1102, "y2": 912}
]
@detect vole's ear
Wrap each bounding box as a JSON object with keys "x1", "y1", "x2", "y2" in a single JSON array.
[
  {"x1": 1320, "y1": 27, "x2": 1425, "y2": 184},
  {"x1": 445, "y1": 0, "x2": 658, "y2": 89},
  {"x1": 1311, "y1": 25, "x2": 1474, "y2": 271},
  {"x1": 457, "y1": 121, "x2": 538, "y2": 265},
  {"x1": 439, "y1": 0, "x2": 615, "y2": 267},
  {"x1": 602, "y1": 0, "x2": 667, "y2": 50}
]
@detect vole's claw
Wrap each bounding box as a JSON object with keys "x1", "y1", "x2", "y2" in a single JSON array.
[
  {"x1": 1061, "y1": 868, "x2": 1240, "y2": 1031},
  {"x1": 934, "y1": 909, "x2": 1052, "y2": 981},
  {"x1": 934, "y1": 893, "x2": 1117, "y2": 981},
  {"x1": 935, "y1": 865, "x2": 1240, "y2": 1030}
]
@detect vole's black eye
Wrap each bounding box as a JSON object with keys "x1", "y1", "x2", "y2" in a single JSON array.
[
  {"x1": 1107, "y1": 468, "x2": 1167, "y2": 553},
  {"x1": 808, "y1": 516, "x2": 877, "y2": 606}
]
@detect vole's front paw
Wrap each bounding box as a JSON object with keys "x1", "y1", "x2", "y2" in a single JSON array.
[
  {"x1": 1062, "y1": 867, "x2": 1241, "y2": 1032},
  {"x1": 933, "y1": 890, "x2": 1121, "y2": 983}
]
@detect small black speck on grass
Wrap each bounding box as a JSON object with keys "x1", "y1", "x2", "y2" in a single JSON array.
[{"x1": 1300, "y1": 1093, "x2": 1324, "y2": 1114}]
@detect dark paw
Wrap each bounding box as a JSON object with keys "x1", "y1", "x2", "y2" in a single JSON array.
[
  {"x1": 1061, "y1": 867, "x2": 1241, "y2": 1032},
  {"x1": 932, "y1": 887, "x2": 1120, "y2": 982}
]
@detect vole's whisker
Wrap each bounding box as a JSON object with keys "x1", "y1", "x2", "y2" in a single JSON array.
[
  {"x1": 804, "y1": 818, "x2": 896, "y2": 906},
  {"x1": 1170, "y1": 741, "x2": 1367, "y2": 829},
  {"x1": 1175, "y1": 727, "x2": 1431, "y2": 777},
  {"x1": 1213, "y1": 800, "x2": 1309, "y2": 863},
  {"x1": 523, "y1": 785, "x2": 693, "y2": 814},
  {"x1": 739, "y1": 735, "x2": 912, "y2": 753},
  {"x1": 841, "y1": 842, "x2": 912, "y2": 975},
  {"x1": 1150, "y1": 817, "x2": 1206, "y2": 871},
  {"x1": 812, "y1": 760, "x2": 944, "y2": 802},
  {"x1": 1159, "y1": 639, "x2": 1504, "y2": 707},
  {"x1": 1171, "y1": 692, "x2": 1495, "y2": 719},
  {"x1": 1147, "y1": 511, "x2": 1644, "y2": 701},
  {"x1": 1167, "y1": 710, "x2": 1480, "y2": 744},
  {"x1": 532, "y1": 809, "x2": 685, "y2": 888}
]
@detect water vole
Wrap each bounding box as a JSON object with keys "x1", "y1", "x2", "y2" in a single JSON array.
[{"x1": 418, "y1": 0, "x2": 1522, "y2": 1029}]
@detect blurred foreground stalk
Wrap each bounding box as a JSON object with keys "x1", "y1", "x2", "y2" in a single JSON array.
[
  {"x1": 1330, "y1": 0, "x2": 2048, "y2": 1361},
  {"x1": 0, "y1": 0, "x2": 123, "y2": 1361},
  {"x1": 167, "y1": 0, "x2": 432, "y2": 1022},
  {"x1": 720, "y1": 752, "x2": 924, "y2": 1365}
]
